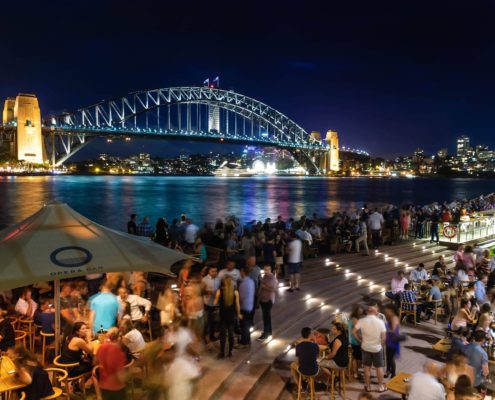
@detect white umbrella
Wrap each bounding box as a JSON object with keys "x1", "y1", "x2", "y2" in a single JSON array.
[{"x1": 0, "y1": 201, "x2": 190, "y2": 351}]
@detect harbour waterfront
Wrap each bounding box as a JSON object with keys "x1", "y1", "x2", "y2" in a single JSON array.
[{"x1": 1, "y1": 175, "x2": 493, "y2": 230}]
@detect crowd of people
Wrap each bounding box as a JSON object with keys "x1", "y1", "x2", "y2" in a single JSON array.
[
  {"x1": 290, "y1": 290, "x2": 493, "y2": 399},
  {"x1": 378, "y1": 240, "x2": 495, "y2": 398},
  {"x1": 126, "y1": 193, "x2": 495, "y2": 264},
  {"x1": 1, "y1": 194, "x2": 494, "y2": 399},
  {"x1": 0, "y1": 256, "x2": 281, "y2": 400}
]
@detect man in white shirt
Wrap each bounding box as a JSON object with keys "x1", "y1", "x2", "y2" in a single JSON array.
[
  {"x1": 201, "y1": 266, "x2": 221, "y2": 341},
  {"x1": 410, "y1": 263, "x2": 429, "y2": 282},
  {"x1": 385, "y1": 270, "x2": 408, "y2": 305},
  {"x1": 184, "y1": 219, "x2": 199, "y2": 247},
  {"x1": 408, "y1": 362, "x2": 445, "y2": 400},
  {"x1": 296, "y1": 227, "x2": 313, "y2": 246},
  {"x1": 287, "y1": 232, "x2": 303, "y2": 292},
  {"x1": 352, "y1": 304, "x2": 386, "y2": 393},
  {"x1": 218, "y1": 260, "x2": 241, "y2": 287},
  {"x1": 308, "y1": 223, "x2": 322, "y2": 240},
  {"x1": 15, "y1": 288, "x2": 38, "y2": 318},
  {"x1": 117, "y1": 287, "x2": 151, "y2": 328},
  {"x1": 367, "y1": 209, "x2": 384, "y2": 249}
]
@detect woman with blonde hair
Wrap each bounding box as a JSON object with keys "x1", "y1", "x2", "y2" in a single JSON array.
[
  {"x1": 400, "y1": 206, "x2": 411, "y2": 240},
  {"x1": 214, "y1": 276, "x2": 241, "y2": 358},
  {"x1": 156, "y1": 285, "x2": 179, "y2": 327}
]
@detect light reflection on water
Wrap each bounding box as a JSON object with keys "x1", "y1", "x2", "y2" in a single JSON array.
[{"x1": 0, "y1": 175, "x2": 492, "y2": 231}]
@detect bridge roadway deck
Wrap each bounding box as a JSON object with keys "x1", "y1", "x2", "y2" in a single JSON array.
[{"x1": 196, "y1": 240, "x2": 454, "y2": 400}]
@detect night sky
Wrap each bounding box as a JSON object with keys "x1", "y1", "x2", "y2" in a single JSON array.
[{"x1": 2, "y1": 0, "x2": 495, "y2": 159}]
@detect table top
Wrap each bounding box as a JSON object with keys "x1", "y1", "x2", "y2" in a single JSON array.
[
  {"x1": 432, "y1": 338, "x2": 452, "y2": 353},
  {"x1": 387, "y1": 371, "x2": 412, "y2": 395},
  {"x1": 0, "y1": 356, "x2": 26, "y2": 394}
]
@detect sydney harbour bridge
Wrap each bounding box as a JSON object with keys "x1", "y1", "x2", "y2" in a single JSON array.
[{"x1": 0, "y1": 86, "x2": 339, "y2": 175}]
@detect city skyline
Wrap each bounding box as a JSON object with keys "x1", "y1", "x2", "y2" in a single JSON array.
[{"x1": 2, "y1": 1, "x2": 495, "y2": 158}]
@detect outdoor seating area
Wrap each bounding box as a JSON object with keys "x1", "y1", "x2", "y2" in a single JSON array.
[{"x1": 1, "y1": 199, "x2": 495, "y2": 400}]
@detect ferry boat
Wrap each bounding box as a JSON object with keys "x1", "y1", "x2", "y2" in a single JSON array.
[{"x1": 213, "y1": 162, "x2": 254, "y2": 177}]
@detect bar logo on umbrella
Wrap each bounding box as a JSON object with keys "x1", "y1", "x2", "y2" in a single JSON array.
[{"x1": 50, "y1": 246, "x2": 93, "y2": 268}]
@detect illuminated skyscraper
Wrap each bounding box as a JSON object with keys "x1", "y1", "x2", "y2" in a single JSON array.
[
  {"x1": 208, "y1": 105, "x2": 220, "y2": 132},
  {"x1": 456, "y1": 135, "x2": 470, "y2": 157}
]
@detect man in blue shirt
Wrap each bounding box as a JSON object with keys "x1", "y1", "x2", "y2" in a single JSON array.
[
  {"x1": 237, "y1": 267, "x2": 255, "y2": 347},
  {"x1": 424, "y1": 279, "x2": 442, "y2": 319},
  {"x1": 89, "y1": 281, "x2": 120, "y2": 335},
  {"x1": 464, "y1": 330, "x2": 489, "y2": 388},
  {"x1": 475, "y1": 274, "x2": 489, "y2": 305},
  {"x1": 410, "y1": 263, "x2": 429, "y2": 283}
]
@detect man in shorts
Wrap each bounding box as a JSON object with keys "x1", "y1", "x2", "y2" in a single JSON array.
[
  {"x1": 286, "y1": 232, "x2": 302, "y2": 292},
  {"x1": 352, "y1": 303, "x2": 387, "y2": 393}
]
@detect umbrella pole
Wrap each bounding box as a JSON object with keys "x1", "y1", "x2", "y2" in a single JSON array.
[{"x1": 54, "y1": 278, "x2": 61, "y2": 356}]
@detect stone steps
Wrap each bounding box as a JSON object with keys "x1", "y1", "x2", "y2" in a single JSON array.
[{"x1": 197, "y1": 241, "x2": 454, "y2": 400}]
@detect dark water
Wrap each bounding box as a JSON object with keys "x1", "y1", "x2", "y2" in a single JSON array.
[{"x1": 0, "y1": 175, "x2": 493, "y2": 230}]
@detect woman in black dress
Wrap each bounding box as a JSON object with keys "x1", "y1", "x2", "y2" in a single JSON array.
[
  {"x1": 214, "y1": 276, "x2": 241, "y2": 358},
  {"x1": 59, "y1": 321, "x2": 93, "y2": 377}
]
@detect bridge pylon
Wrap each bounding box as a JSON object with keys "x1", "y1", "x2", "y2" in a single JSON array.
[{"x1": 2, "y1": 94, "x2": 45, "y2": 164}]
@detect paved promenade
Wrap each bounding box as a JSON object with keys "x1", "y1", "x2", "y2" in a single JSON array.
[
  {"x1": 196, "y1": 240, "x2": 453, "y2": 400},
  {"x1": 83, "y1": 240, "x2": 451, "y2": 399}
]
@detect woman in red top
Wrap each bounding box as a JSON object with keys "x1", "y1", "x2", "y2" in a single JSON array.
[{"x1": 95, "y1": 328, "x2": 128, "y2": 400}]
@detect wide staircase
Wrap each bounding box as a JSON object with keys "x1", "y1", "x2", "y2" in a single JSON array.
[{"x1": 197, "y1": 240, "x2": 454, "y2": 400}]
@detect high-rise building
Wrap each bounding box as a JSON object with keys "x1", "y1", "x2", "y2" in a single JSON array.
[
  {"x1": 476, "y1": 145, "x2": 488, "y2": 156},
  {"x1": 208, "y1": 105, "x2": 220, "y2": 132},
  {"x1": 437, "y1": 148, "x2": 448, "y2": 159},
  {"x1": 456, "y1": 135, "x2": 470, "y2": 157}
]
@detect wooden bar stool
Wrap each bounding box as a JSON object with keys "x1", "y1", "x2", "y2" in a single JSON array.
[
  {"x1": 347, "y1": 346, "x2": 353, "y2": 380},
  {"x1": 18, "y1": 318, "x2": 34, "y2": 351},
  {"x1": 33, "y1": 323, "x2": 43, "y2": 350},
  {"x1": 296, "y1": 368, "x2": 317, "y2": 400},
  {"x1": 328, "y1": 368, "x2": 346, "y2": 400},
  {"x1": 399, "y1": 300, "x2": 421, "y2": 326},
  {"x1": 53, "y1": 355, "x2": 90, "y2": 399},
  {"x1": 43, "y1": 367, "x2": 68, "y2": 399},
  {"x1": 41, "y1": 331, "x2": 56, "y2": 365},
  {"x1": 15, "y1": 330, "x2": 27, "y2": 349}
]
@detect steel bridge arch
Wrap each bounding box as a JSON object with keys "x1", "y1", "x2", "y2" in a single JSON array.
[
  {"x1": 47, "y1": 87, "x2": 321, "y2": 146},
  {"x1": 44, "y1": 87, "x2": 325, "y2": 172}
]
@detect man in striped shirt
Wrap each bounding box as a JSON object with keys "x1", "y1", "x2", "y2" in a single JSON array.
[{"x1": 399, "y1": 284, "x2": 422, "y2": 323}]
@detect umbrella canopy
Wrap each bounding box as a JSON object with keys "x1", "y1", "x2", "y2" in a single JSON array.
[{"x1": 0, "y1": 201, "x2": 189, "y2": 291}]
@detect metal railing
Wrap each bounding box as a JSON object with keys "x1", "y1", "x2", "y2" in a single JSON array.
[{"x1": 409, "y1": 216, "x2": 495, "y2": 243}]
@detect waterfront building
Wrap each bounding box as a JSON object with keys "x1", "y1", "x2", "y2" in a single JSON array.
[
  {"x1": 456, "y1": 135, "x2": 470, "y2": 157},
  {"x1": 437, "y1": 148, "x2": 448, "y2": 159}
]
